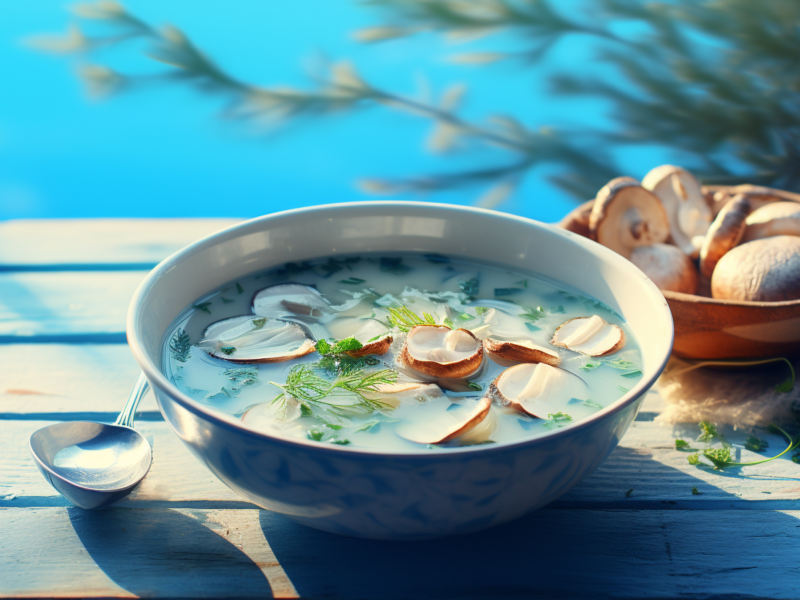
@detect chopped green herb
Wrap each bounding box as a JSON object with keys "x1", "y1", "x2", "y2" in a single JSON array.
[
  {"x1": 582, "y1": 398, "x2": 603, "y2": 409},
  {"x1": 475, "y1": 306, "x2": 490, "y2": 316},
  {"x1": 424, "y1": 253, "x2": 449, "y2": 263},
  {"x1": 675, "y1": 439, "x2": 691, "y2": 450},
  {"x1": 625, "y1": 489, "x2": 633, "y2": 497},
  {"x1": 223, "y1": 367, "x2": 258, "y2": 390},
  {"x1": 330, "y1": 438, "x2": 351, "y2": 445},
  {"x1": 550, "y1": 305, "x2": 566, "y2": 314},
  {"x1": 745, "y1": 436, "x2": 769, "y2": 452},
  {"x1": 702, "y1": 447, "x2": 733, "y2": 469},
  {"x1": 558, "y1": 290, "x2": 579, "y2": 301},
  {"x1": 252, "y1": 317, "x2": 266, "y2": 328},
  {"x1": 697, "y1": 421, "x2": 728, "y2": 446},
  {"x1": 692, "y1": 486, "x2": 702, "y2": 495},
  {"x1": 459, "y1": 312, "x2": 472, "y2": 320},
  {"x1": 687, "y1": 422, "x2": 799, "y2": 469},
  {"x1": 495, "y1": 288, "x2": 523, "y2": 297},
  {"x1": 366, "y1": 335, "x2": 383, "y2": 343},
  {"x1": 386, "y1": 305, "x2": 440, "y2": 332},
  {"x1": 515, "y1": 279, "x2": 528, "y2": 288},
  {"x1": 443, "y1": 317, "x2": 455, "y2": 329},
  {"x1": 524, "y1": 322, "x2": 541, "y2": 332},
  {"x1": 687, "y1": 453, "x2": 700, "y2": 465},
  {"x1": 355, "y1": 420, "x2": 380, "y2": 433},
  {"x1": 548, "y1": 412, "x2": 572, "y2": 422},
  {"x1": 605, "y1": 358, "x2": 636, "y2": 370},
  {"x1": 193, "y1": 301, "x2": 212, "y2": 314},
  {"x1": 621, "y1": 370, "x2": 643, "y2": 378},
  {"x1": 307, "y1": 429, "x2": 325, "y2": 442},
  {"x1": 236, "y1": 282, "x2": 244, "y2": 295},
  {"x1": 220, "y1": 296, "x2": 234, "y2": 304},
  {"x1": 169, "y1": 329, "x2": 191, "y2": 363},
  {"x1": 316, "y1": 337, "x2": 364, "y2": 356},
  {"x1": 339, "y1": 277, "x2": 366, "y2": 285},
  {"x1": 380, "y1": 257, "x2": 412, "y2": 275},
  {"x1": 465, "y1": 440, "x2": 496, "y2": 446},
  {"x1": 300, "y1": 403, "x2": 313, "y2": 417},
  {"x1": 467, "y1": 381, "x2": 482, "y2": 391},
  {"x1": 316, "y1": 339, "x2": 332, "y2": 355},
  {"x1": 220, "y1": 346, "x2": 237, "y2": 356},
  {"x1": 617, "y1": 385, "x2": 629, "y2": 393},
  {"x1": 580, "y1": 361, "x2": 602, "y2": 372},
  {"x1": 519, "y1": 306, "x2": 545, "y2": 321},
  {"x1": 459, "y1": 278, "x2": 480, "y2": 298}
]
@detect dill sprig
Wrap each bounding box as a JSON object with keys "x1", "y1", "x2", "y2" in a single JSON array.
[
  {"x1": 386, "y1": 305, "x2": 443, "y2": 332},
  {"x1": 269, "y1": 363, "x2": 397, "y2": 415},
  {"x1": 686, "y1": 423, "x2": 800, "y2": 470},
  {"x1": 169, "y1": 329, "x2": 191, "y2": 362}
]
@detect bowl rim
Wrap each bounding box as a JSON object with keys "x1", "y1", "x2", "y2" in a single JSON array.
[
  {"x1": 663, "y1": 289, "x2": 800, "y2": 308},
  {"x1": 127, "y1": 201, "x2": 674, "y2": 458}
]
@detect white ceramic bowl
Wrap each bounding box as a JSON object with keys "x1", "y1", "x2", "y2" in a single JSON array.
[{"x1": 128, "y1": 202, "x2": 673, "y2": 540}]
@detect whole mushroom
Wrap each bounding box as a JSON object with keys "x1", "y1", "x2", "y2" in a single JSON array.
[
  {"x1": 699, "y1": 194, "x2": 751, "y2": 278},
  {"x1": 741, "y1": 202, "x2": 800, "y2": 244},
  {"x1": 559, "y1": 199, "x2": 594, "y2": 238},
  {"x1": 629, "y1": 243, "x2": 699, "y2": 295},
  {"x1": 589, "y1": 177, "x2": 670, "y2": 258},
  {"x1": 711, "y1": 236, "x2": 800, "y2": 302},
  {"x1": 642, "y1": 165, "x2": 712, "y2": 258}
]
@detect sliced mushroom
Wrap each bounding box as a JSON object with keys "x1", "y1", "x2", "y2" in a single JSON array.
[
  {"x1": 590, "y1": 177, "x2": 670, "y2": 258},
  {"x1": 252, "y1": 283, "x2": 331, "y2": 319},
  {"x1": 395, "y1": 397, "x2": 492, "y2": 444},
  {"x1": 483, "y1": 337, "x2": 560, "y2": 366},
  {"x1": 325, "y1": 317, "x2": 393, "y2": 357},
  {"x1": 489, "y1": 363, "x2": 587, "y2": 418},
  {"x1": 642, "y1": 165, "x2": 712, "y2": 257},
  {"x1": 550, "y1": 315, "x2": 625, "y2": 356},
  {"x1": 471, "y1": 304, "x2": 532, "y2": 340},
  {"x1": 197, "y1": 315, "x2": 316, "y2": 363},
  {"x1": 629, "y1": 243, "x2": 699, "y2": 294},
  {"x1": 400, "y1": 325, "x2": 483, "y2": 378},
  {"x1": 741, "y1": 202, "x2": 800, "y2": 244},
  {"x1": 699, "y1": 194, "x2": 751, "y2": 278},
  {"x1": 711, "y1": 236, "x2": 800, "y2": 302},
  {"x1": 710, "y1": 184, "x2": 800, "y2": 217},
  {"x1": 362, "y1": 382, "x2": 444, "y2": 409},
  {"x1": 559, "y1": 199, "x2": 594, "y2": 238}
]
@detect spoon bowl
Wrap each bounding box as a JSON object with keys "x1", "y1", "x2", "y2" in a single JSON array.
[{"x1": 29, "y1": 373, "x2": 152, "y2": 509}]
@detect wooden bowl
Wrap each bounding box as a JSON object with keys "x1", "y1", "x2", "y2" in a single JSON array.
[{"x1": 559, "y1": 184, "x2": 800, "y2": 359}]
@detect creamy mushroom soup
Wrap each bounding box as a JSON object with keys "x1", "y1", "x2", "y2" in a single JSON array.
[{"x1": 162, "y1": 254, "x2": 643, "y2": 451}]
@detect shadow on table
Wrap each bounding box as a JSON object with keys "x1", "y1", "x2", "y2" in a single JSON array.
[
  {"x1": 68, "y1": 507, "x2": 272, "y2": 597},
  {"x1": 258, "y1": 444, "x2": 799, "y2": 600}
]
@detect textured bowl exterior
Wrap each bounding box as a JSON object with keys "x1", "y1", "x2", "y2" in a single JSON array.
[{"x1": 128, "y1": 202, "x2": 673, "y2": 539}]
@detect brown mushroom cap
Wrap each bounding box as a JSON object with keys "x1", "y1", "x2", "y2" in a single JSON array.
[
  {"x1": 641, "y1": 165, "x2": 711, "y2": 257},
  {"x1": 590, "y1": 177, "x2": 670, "y2": 258},
  {"x1": 629, "y1": 243, "x2": 699, "y2": 294},
  {"x1": 711, "y1": 236, "x2": 800, "y2": 302},
  {"x1": 400, "y1": 325, "x2": 483, "y2": 378},
  {"x1": 550, "y1": 315, "x2": 626, "y2": 357},
  {"x1": 699, "y1": 194, "x2": 751, "y2": 278},
  {"x1": 483, "y1": 337, "x2": 560, "y2": 366},
  {"x1": 708, "y1": 184, "x2": 800, "y2": 217},
  {"x1": 741, "y1": 202, "x2": 800, "y2": 244},
  {"x1": 395, "y1": 397, "x2": 492, "y2": 444},
  {"x1": 559, "y1": 199, "x2": 594, "y2": 238}
]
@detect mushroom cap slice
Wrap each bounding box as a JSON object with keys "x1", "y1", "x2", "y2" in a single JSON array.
[
  {"x1": 362, "y1": 382, "x2": 444, "y2": 409},
  {"x1": 550, "y1": 315, "x2": 626, "y2": 356},
  {"x1": 699, "y1": 194, "x2": 751, "y2": 278},
  {"x1": 484, "y1": 337, "x2": 560, "y2": 366},
  {"x1": 629, "y1": 243, "x2": 699, "y2": 294},
  {"x1": 642, "y1": 165, "x2": 712, "y2": 257},
  {"x1": 590, "y1": 177, "x2": 670, "y2": 258},
  {"x1": 741, "y1": 202, "x2": 800, "y2": 244},
  {"x1": 401, "y1": 325, "x2": 483, "y2": 378},
  {"x1": 489, "y1": 363, "x2": 586, "y2": 418},
  {"x1": 559, "y1": 199, "x2": 594, "y2": 238},
  {"x1": 395, "y1": 397, "x2": 492, "y2": 444},
  {"x1": 252, "y1": 283, "x2": 331, "y2": 319},
  {"x1": 198, "y1": 315, "x2": 316, "y2": 363},
  {"x1": 711, "y1": 236, "x2": 800, "y2": 302},
  {"x1": 324, "y1": 317, "x2": 393, "y2": 357}
]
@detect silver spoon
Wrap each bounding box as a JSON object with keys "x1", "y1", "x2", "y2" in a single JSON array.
[{"x1": 29, "y1": 373, "x2": 152, "y2": 509}]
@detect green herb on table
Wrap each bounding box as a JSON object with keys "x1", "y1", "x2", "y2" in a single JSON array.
[
  {"x1": 692, "y1": 486, "x2": 702, "y2": 495},
  {"x1": 386, "y1": 305, "x2": 440, "y2": 332},
  {"x1": 169, "y1": 329, "x2": 191, "y2": 363},
  {"x1": 339, "y1": 277, "x2": 366, "y2": 285},
  {"x1": 193, "y1": 301, "x2": 212, "y2": 314},
  {"x1": 697, "y1": 420, "x2": 729, "y2": 446},
  {"x1": 675, "y1": 439, "x2": 692, "y2": 451},
  {"x1": 625, "y1": 489, "x2": 633, "y2": 497},
  {"x1": 687, "y1": 423, "x2": 800, "y2": 470}
]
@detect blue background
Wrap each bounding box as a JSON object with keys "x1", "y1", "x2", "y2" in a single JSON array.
[{"x1": 1, "y1": 1, "x2": 668, "y2": 222}]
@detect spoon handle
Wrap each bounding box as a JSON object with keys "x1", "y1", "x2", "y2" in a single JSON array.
[{"x1": 115, "y1": 372, "x2": 150, "y2": 428}]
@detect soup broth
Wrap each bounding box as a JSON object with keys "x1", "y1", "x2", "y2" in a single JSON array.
[{"x1": 162, "y1": 254, "x2": 643, "y2": 451}]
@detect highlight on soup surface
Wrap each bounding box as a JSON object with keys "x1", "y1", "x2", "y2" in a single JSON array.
[{"x1": 163, "y1": 254, "x2": 643, "y2": 451}]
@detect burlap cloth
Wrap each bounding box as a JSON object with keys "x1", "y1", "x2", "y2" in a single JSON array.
[{"x1": 653, "y1": 357, "x2": 800, "y2": 428}]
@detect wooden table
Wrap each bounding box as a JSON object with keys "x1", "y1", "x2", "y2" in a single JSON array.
[{"x1": 2, "y1": 218, "x2": 799, "y2": 599}]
